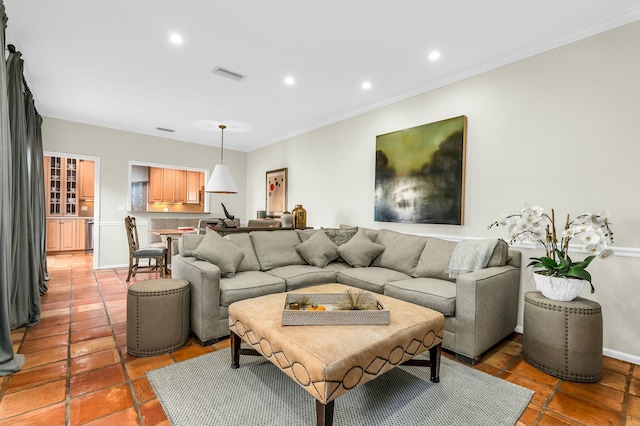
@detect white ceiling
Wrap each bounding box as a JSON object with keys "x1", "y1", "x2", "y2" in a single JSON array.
[{"x1": 4, "y1": 1, "x2": 640, "y2": 152}]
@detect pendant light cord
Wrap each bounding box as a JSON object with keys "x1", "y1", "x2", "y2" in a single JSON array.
[{"x1": 219, "y1": 124, "x2": 226, "y2": 163}]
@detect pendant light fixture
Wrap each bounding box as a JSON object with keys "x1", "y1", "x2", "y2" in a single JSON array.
[{"x1": 205, "y1": 124, "x2": 238, "y2": 193}]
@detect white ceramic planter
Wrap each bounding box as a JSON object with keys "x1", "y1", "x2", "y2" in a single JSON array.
[{"x1": 533, "y1": 273, "x2": 586, "y2": 302}]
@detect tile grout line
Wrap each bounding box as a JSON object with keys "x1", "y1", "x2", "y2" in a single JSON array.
[
  {"x1": 104, "y1": 267, "x2": 146, "y2": 425},
  {"x1": 65, "y1": 262, "x2": 75, "y2": 426}
]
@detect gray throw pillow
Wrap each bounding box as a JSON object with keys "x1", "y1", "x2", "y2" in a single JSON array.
[
  {"x1": 192, "y1": 232, "x2": 245, "y2": 278},
  {"x1": 336, "y1": 229, "x2": 385, "y2": 268},
  {"x1": 295, "y1": 230, "x2": 338, "y2": 268},
  {"x1": 224, "y1": 233, "x2": 260, "y2": 272},
  {"x1": 179, "y1": 233, "x2": 204, "y2": 257}
]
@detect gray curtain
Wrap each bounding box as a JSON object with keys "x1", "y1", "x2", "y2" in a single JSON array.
[
  {"x1": 25, "y1": 91, "x2": 47, "y2": 294},
  {"x1": 1, "y1": 0, "x2": 46, "y2": 375},
  {"x1": 0, "y1": 0, "x2": 25, "y2": 376},
  {"x1": 7, "y1": 48, "x2": 42, "y2": 329}
]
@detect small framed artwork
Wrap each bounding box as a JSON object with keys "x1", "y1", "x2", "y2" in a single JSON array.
[
  {"x1": 266, "y1": 168, "x2": 287, "y2": 218},
  {"x1": 375, "y1": 115, "x2": 467, "y2": 225}
]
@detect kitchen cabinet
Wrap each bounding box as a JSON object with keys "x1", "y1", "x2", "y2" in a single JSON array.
[
  {"x1": 174, "y1": 169, "x2": 186, "y2": 203},
  {"x1": 45, "y1": 156, "x2": 78, "y2": 216},
  {"x1": 78, "y1": 160, "x2": 95, "y2": 200},
  {"x1": 46, "y1": 218, "x2": 85, "y2": 251},
  {"x1": 163, "y1": 168, "x2": 176, "y2": 202},
  {"x1": 186, "y1": 171, "x2": 201, "y2": 204},
  {"x1": 149, "y1": 167, "x2": 164, "y2": 202},
  {"x1": 148, "y1": 167, "x2": 204, "y2": 204}
]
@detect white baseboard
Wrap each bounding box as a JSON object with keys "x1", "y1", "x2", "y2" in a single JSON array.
[{"x1": 513, "y1": 326, "x2": 639, "y2": 365}]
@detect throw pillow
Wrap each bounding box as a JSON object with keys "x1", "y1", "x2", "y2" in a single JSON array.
[
  {"x1": 192, "y1": 232, "x2": 245, "y2": 278},
  {"x1": 295, "y1": 230, "x2": 338, "y2": 268},
  {"x1": 336, "y1": 229, "x2": 385, "y2": 268},
  {"x1": 179, "y1": 233, "x2": 204, "y2": 257},
  {"x1": 322, "y1": 227, "x2": 358, "y2": 246}
]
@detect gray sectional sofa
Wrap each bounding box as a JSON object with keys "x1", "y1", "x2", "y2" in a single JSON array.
[{"x1": 171, "y1": 227, "x2": 522, "y2": 363}]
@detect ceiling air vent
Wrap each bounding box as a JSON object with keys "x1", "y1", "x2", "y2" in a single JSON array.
[
  {"x1": 212, "y1": 66, "x2": 247, "y2": 82},
  {"x1": 156, "y1": 127, "x2": 175, "y2": 133}
]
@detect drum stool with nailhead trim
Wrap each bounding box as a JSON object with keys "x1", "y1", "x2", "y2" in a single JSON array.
[
  {"x1": 523, "y1": 291, "x2": 602, "y2": 382},
  {"x1": 127, "y1": 279, "x2": 190, "y2": 357}
]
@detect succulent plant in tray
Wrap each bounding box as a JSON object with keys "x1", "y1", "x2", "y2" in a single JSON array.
[
  {"x1": 293, "y1": 294, "x2": 312, "y2": 309},
  {"x1": 334, "y1": 289, "x2": 377, "y2": 311}
]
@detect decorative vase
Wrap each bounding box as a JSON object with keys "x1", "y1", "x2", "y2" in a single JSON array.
[
  {"x1": 533, "y1": 273, "x2": 587, "y2": 302},
  {"x1": 280, "y1": 211, "x2": 293, "y2": 227},
  {"x1": 292, "y1": 204, "x2": 307, "y2": 228}
]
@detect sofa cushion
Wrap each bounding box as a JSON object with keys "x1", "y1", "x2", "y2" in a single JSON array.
[
  {"x1": 224, "y1": 233, "x2": 261, "y2": 272},
  {"x1": 295, "y1": 231, "x2": 338, "y2": 268},
  {"x1": 384, "y1": 278, "x2": 457, "y2": 317},
  {"x1": 250, "y1": 230, "x2": 306, "y2": 271},
  {"x1": 219, "y1": 271, "x2": 286, "y2": 307},
  {"x1": 192, "y1": 232, "x2": 245, "y2": 278},
  {"x1": 267, "y1": 265, "x2": 337, "y2": 291},
  {"x1": 336, "y1": 230, "x2": 385, "y2": 267},
  {"x1": 178, "y1": 233, "x2": 204, "y2": 257},
  {"x1": 414, "y1": 237, "x2": 458, "y2": 282},
  {"x1": 370, "y1": 229, "x2": 427, "y2": 276},
  {"x1": 336, "y1": 267, "x2": 410, "y2": 294}
]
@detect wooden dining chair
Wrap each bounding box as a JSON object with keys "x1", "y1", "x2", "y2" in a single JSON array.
[{"x1": 124, "y1": 216, "x2": 167, "y2": 281}]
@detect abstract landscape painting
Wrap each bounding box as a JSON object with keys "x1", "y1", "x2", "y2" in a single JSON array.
[{"x1": 375, "y1": 116, "x2": 467, "y2": 225}]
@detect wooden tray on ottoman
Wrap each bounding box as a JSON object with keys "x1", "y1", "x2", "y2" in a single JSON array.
[{"x1": 281, "y1": 292, "x2": 389, "y2": 326}]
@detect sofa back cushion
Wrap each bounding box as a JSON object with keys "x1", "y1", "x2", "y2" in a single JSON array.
[
  {"x1": 414, "y1": 237, "x2": 458, "y2": 282},
  {"x1": 224, "y1": 233, "x2": 261, "y2": 272},
  {"x1": 250, "y1": 230, "x2": 306, "y2": 271},
  {"x1": 488, "y1": 239, "x2": 509, "y2": 267},
  {"x1": 191, "y1": 232, "x2": 245, "y2": 278},
  {"x1": 179, "y1": 233, "x2": 204, "y2": 257},
  {"x1": 370, "y1": 229, "x2": 428, "y2": 276}
]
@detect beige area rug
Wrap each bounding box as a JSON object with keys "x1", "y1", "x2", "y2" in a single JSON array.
[{"x1": 148, "y1": 348, "x2": 533, "y2": 426}]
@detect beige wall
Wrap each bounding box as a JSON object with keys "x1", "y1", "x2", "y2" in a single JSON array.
[
  {"x1": 246, "y1": 21, "x2": 640, "y2": 360},
  {"x1": 42, "y1": 119, "x2": 247, "y2": 268}
]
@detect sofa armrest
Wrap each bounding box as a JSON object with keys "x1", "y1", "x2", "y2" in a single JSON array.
[
  {"x1": 454, "y1": 264, "x2": 521, "y2": 361},
  {"x1": 171, "y1": 254, "x2": 222, "y2": 343}
]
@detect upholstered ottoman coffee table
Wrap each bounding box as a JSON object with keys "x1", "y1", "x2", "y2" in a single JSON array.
[{"x1": 228, "y1": 283, "x2": 444, "y2": 426}]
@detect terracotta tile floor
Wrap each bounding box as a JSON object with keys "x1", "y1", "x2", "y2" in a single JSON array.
[{"x1": 0, "y1": 253, "x2": 638, "y2": 425}]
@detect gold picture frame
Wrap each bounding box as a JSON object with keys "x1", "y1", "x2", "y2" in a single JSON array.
[{"x1": 265, "y1": 168, "x2": 288, "y2": 218}]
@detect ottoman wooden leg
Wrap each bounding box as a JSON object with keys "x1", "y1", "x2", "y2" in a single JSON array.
[
  {"x1": 430, "y1": 343, "x2": 441, "y2": 383},
  {"x1": 316, "y1": 400, "x2": 334, "y2": 426},
  {"x1": 400, "y1": 343, "x2": 442, "y2": 383},
  {"x1": 230, "y1": 331, "x2": 241, "y2": 369}
]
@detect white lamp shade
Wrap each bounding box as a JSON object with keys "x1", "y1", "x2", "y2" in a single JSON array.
[{"x1": 205, "y1": 164, "x2": 238, "y2": 193}]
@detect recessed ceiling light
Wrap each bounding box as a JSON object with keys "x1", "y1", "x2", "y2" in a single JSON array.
[
  {"x1": 284, "y1": 76, "x2": 295, "y2": 85},
  {"x1": 169, "y1": 33, "x2": 184, "y2": 45},
  {"x1": 428, "y1": 51, "x2": 441, "y2": 61},
  {"x1": 361, "y1": 81, "x2": 372, "y2": 90}
]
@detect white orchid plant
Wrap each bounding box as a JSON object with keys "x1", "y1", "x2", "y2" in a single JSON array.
[{"x1": 489, "y1": 204, "x2": 614, "y2": 293}]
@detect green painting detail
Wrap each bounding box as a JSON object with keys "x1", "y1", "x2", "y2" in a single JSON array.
[{"x1": 375, "y1": 116, "x2": 467, "y2": 225}]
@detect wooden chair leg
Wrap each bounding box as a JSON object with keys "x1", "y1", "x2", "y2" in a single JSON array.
[{"x1": 127, "y1": 258, "x2": 134, "y2": 282}]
